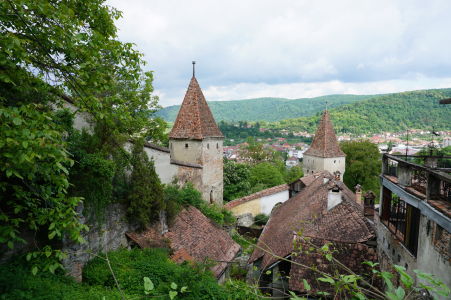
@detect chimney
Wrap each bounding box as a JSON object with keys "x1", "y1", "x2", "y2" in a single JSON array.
[
  {"x1": 354, "y1": 184, "x2": 363, "y2": 206},
  {"x1": 327, "y1": 183, "x2": 342, "y2": 210},
  {"x1": 363, "y1": 191, "x2": 376, "y2": 218}
]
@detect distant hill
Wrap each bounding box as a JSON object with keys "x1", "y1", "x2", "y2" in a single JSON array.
[
  {"x1": 156, "y1": 94, "x2": 375, "y2": 122},
  {"x1": 270, "y1": 89, "x2": 451, "y2": 134}
]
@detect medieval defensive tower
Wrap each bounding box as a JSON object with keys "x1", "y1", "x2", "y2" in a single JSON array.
[
  {"x1": 168, "y1": 64, "x2": 224, "y2": 204},
  {"x1": 303, "y1": 110, "x2": 346, "y2": 178}
]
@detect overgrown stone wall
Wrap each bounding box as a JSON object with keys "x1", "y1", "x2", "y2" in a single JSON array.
[{"x1": 62, "y1": 203, "x2": 138, "y2": 281}]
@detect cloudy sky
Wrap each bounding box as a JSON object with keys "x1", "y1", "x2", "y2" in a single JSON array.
[{"x1": 107, "y1": 0, "x2": 451, "y2": 107}]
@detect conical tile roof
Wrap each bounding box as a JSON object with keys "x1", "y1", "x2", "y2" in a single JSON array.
[
  {"x1": 169, "y1": 77, "x2": 224, "y2": 140},
  {"x1": 304, "y1": 110, "x2": 345, "y2": 158}
]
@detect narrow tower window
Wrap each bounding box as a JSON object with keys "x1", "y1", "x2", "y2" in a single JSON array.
[
  {"x1": 207, "y1": 143, "x2": 209, "y2": 149},
  {"x1": 185, "y1": 143, "x2": 188, "y2": 149},
  {"x1": 216, "y1": 143, "x2": 219, "y2": 149}
]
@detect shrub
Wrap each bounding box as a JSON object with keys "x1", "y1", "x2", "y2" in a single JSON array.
[
  {"x1": 254, "y1": 213, "x2": 270, "y2": 226},
  {"x1": 83, "y1": 248, "x2": 260, "y2": 299},
  {"x1": 68, "y1": 130, "x2": 115, "y2": 223},
  {"x1": 0, "y1": 259, "x2": 124, "y2": 300},
  {"x1": 127, "y1": 140, "x2": 164, "y2": 228},
  {"x1": 163, "y1": 184, "x2": 235, "y2": 226}
]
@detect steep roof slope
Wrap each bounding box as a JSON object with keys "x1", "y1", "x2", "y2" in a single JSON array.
[
  {"x1": 249, "y1": 172, "x2": 374, "y2": 269},
  {"x1": 127, "y1": 206, "x2": 239, "y2": 278},
  {"x1": 304, "y1": 110, "x2": 345, "y2": 158},
  {"x1": 169, "y1": 77, "x2": 224, "y2": 140}
]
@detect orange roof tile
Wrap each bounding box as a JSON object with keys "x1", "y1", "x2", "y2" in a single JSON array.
[
  {"x1": 304, "y1": 110, "x2": 345, "y2": 158},
  {"x1": 127, "y1": 206, "x2": 240, "y2": 278},
  {"x1": 248, "y1": 172, "x2": 374, "y2": 269},
  {"x1": 169, "y1": 77, "x2": 224, "y2": 140}
]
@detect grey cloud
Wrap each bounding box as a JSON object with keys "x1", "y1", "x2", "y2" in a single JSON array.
[{"x1": 107, "y1": 0, "x2": 451, "y2": 106}]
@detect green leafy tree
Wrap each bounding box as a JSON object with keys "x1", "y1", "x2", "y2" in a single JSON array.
[
  {"x1": 341, "y1": 140, "x2": 381, "y2": 196},
  {"x1": 284, "y1": 165, "x2": 304, "y2": 183},
  {"x1": 223, "y1": 159, "x2": 252, "y2": 201},
  {"x1": 0, "y1": 0, "x2": 163, "y2": 270},
  {"x1": 249, "y1": 162, "x2": 285, "y2": 192},
  {"x1": 127, "y1": 141, "x2": 164, "y2": 229}
]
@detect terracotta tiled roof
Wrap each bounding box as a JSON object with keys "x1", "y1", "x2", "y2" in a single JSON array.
[
  {"x1": 304, "y1": 110, "x2": 345, "y2": 158},
  {"x1": 169, "y1": 77, "x2": 224, "y2": 140},
  {"x1": 248, "y1": 171, "x2": 374, "y2": 269},
  {"x1": 224, "y1": 184, "x2": 289, "y2": 209},
  {"x1": 127, "y1": 206, "x2": 240, "y2": 278},
  {"x1": 289, "y1": 238, "x2": 378, "y2": 293}
]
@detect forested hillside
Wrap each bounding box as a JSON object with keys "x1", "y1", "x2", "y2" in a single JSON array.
[
  {"x1": 156, "y1": 94, "x2": 374, "y2": 122},
  {"x1": 270, "y1": 89, "x2": 451, "y2": 134}
]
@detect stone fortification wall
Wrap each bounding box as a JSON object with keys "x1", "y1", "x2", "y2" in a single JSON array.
[
  {"x1": 303, "y1": 155, "x2": 345, "y2": 178},
  {"x1": 201, "y1": 138, "x2": 223, "y2": 204},
  {"x1": 62, "y1": 203, "x2": 137, "y2": 281},
  {"x1": 143, "y1": 143, "x2": 178, "y2": 184}
]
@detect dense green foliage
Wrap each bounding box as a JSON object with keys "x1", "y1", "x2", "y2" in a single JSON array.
[
  {"x1": 223, "y1": 159, "x2": 252, "y2": 201},
  {"x1": 249, "y1": 162, "x2": 285, "y2": 190},
  {"x1": 159, "y1": 89, "x2": 451, "y2": 135},
  {"x1": 127, "y1": 141, "x2": 164, "y2": 229},
  {"x1": 0, "y1": 258, "x2": 124, "y2": 299},
  {"x1": 224, "y1": 156, "x2": 303, "y2": 202},
  {"x1": 341, "y1": 140, "x2": 381, "y2": 196},
  {"x1": 157, "y1": 95, "x2": 373, "y2": 122},
  {"x1": 272, "y1": 89, "x2": 451, "y2": 134},
  {"x1": 163, "y1": 184, "x2": 235, "y2": 225},
  {"x1": 219, "y1": 121, "x2": 313, "y2": 146},
  {"x1": 0, "y1": 249, "x2": 260, "y2": 299},
  {"x1": 0, "y1": 0, "x2": 164, "y2": 270},
  {"x1": 67, "y1": 129, "x2": 116, "y2": 224},
  {"x1": 83, "y1": 248, "x2": 259, "y2": 299},
  {"x1": 253, "y1": 213, "x2": 270, "y2": 226}
]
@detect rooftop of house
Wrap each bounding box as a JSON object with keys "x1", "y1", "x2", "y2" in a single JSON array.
[
  {"x1": 224, "y1": 183, "x2": 289, "y2": 209},
  {"x1": 249, "y1": 171, "x2": 374, "y2": 269},
  {"x1": 304, "y1": 110, "x2": 346, "y2": 158},
  {"x1": 126, "y1": 206, "x2": 240, "y2": 278},
  {"x1": 169, "y1": 76, "x2": 224, "y2": 140}
]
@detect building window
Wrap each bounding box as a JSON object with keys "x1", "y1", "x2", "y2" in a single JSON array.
[
  {"x1": 381, "y1": 187, "x2": 420, "y2": 256},
  {"x1": 334, "y1": 160, "x2": 336, "y2": 163},
  {"x1": 207, "y1": 143, "x2": 209, "y2": 149},
  {"x1": 216, "y1": 143, "x2": 219, "y2": 149},
  {"x1": 185, "y1": 143, "x2": 188, "y2": 149}
]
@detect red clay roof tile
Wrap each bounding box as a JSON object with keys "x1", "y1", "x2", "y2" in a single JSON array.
[
  {"x1": 304, "y1": 110, "x2": 345, "y2": 158},
  {"x1": 249, "y1": 172, "x2": 374, "y2": 269},
  {"x1": 127, "y1": 206, "x2": 239, "y2": 278},
  {"x1": 169, "y1": 77, "x2": 224, "y2": 140}
]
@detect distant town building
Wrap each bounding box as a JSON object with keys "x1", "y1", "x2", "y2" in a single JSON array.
[{"x1": 285, "y1": 156, "x2": 299, "y2": 167}]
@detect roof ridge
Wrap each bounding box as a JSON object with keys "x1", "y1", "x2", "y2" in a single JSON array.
[
  {"x1": 304, "y1": 110, "x2": 345, "y2": 158},
  {"x1": 169, "y1": 76, "x2": 224, "y2": 140}
]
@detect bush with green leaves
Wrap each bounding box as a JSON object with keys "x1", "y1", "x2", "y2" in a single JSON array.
[
  {"x1": 126, "y1": 140, "x2": 164, "y2": 228},
  {"x1": 163, "y1": 184, "x2": 235, "y2": 226},
  {"x1": 0, "y1": 0, "x2": 164, "y2": 271},
  {"x1": 0, "y1": 258, "x2": 124, "y2": 300},
  {"x1": 83, "y1": 248, "x2": 260, "y2": 299},
  {"x1": 254, "y1": 213, "x2": 270, "y2": 226}
]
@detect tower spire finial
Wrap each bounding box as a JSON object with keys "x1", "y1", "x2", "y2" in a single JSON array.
[{"x1": 192, "y1": 61, "x2": 196, "y2": 77}]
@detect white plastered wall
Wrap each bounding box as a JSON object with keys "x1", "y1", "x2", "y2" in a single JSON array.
[{"x1": 303, "y1": 154, "x2": 345, "y2": 178}]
